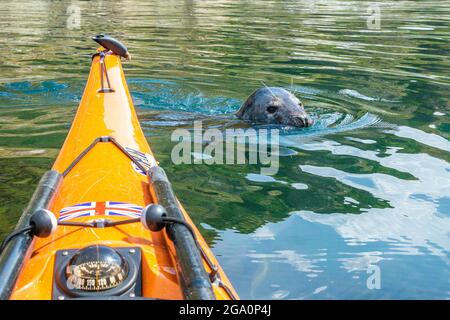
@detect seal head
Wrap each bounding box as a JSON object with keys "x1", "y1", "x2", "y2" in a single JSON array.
[{"x1": 236, "y1": 87, "x2": 313, "y2": 127}]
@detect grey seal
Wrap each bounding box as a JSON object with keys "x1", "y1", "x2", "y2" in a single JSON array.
[{"x1": 236, "y1": 87, "x2": 313, "y2": 127}]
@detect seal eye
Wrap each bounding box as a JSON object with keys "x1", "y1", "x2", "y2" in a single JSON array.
[{"x1": 267, "y1": 106, "x2": 278, "y2": 114}]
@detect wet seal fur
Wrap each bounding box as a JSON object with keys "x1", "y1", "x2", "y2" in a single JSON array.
[{"x1": 236, "y1": 87, "x2": 313, "y2": 127}]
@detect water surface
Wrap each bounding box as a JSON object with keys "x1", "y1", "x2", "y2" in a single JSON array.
[{"x1": 0, "y1": 0, "x2": 449, "y2": 299}]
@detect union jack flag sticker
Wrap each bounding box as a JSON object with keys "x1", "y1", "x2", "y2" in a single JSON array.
[
  {"x1": 58, "y1": 201, "x2": 143, "y2": 222},
  {"x1": 125, "y1": 147, "x2": 157, "y2": 176}
]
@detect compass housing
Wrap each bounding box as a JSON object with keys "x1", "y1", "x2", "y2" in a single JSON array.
[
  {"x1": 53, "y1": 246, "x2": 141, "y2": 299},
  {"x1": 66, "y1": 245, "x2": 129, "y2": 291}
]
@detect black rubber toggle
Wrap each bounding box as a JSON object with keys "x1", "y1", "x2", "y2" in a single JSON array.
[
  {"x1": 29, "y1": 209, "x2": 57, "y2": 238},
  {"x1": 141, "y1": 204, "x2": 167, "y2": 232}
]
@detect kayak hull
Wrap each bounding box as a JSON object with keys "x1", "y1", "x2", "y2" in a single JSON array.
[{"x1": 8, "y1": 52, "x2": 237, "y2": 300}]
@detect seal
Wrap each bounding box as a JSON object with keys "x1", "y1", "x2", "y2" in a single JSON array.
[{"x1": 236, "y1": 87, "x2": 313, "y2": 127}]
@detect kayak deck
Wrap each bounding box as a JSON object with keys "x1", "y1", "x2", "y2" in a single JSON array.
[{"x1": 9, "y1": 51, "x2": 236, "y2": 300}]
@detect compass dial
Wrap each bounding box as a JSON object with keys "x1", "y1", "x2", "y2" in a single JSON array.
[{"x1": 65, "y1": 245, "x2": 129, "y2": 291}]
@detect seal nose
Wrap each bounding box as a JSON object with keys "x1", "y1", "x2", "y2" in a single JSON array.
[{"x1": 294, "y1": 115, "x2": 313, "y2": 127}]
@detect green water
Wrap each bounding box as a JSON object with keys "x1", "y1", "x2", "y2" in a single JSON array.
[{"x1": 0, "y1": 0, "x2": 449, "y2": 299}]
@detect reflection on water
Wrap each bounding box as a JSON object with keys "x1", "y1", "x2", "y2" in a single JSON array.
[{"x1": 0, "y1": 0, "x2": 449, "y2": 299}]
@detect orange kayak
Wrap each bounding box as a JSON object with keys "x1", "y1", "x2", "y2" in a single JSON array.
[{"x1": 0, "y1": 37, "x2": 237, "y2": 300}]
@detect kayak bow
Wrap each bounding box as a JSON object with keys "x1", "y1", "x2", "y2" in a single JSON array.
[{"x1": 0, "y1": 37, "x2": 237, "y2": 300}]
